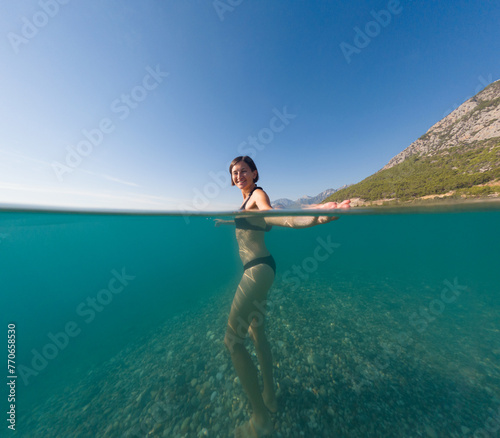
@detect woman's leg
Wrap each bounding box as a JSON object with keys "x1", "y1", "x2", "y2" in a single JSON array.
[
  {"x1": 249, "y1": 320, "x2": 277, "y2": 413},
  {"x1": 224, "y1": 264, "x2": 275, "y2": 436}
]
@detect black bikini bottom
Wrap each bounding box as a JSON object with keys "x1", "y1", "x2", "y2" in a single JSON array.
[{"x1": 243, "y1": 255, "x2": 276, "y2": 275}]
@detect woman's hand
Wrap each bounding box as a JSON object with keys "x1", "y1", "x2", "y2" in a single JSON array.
[
  {"x1": 303, "y1": 199, "x2": 351, "y2": 226},
  {"x1": 294, "y1": 199, "x2": 351, "y2": 227},
  {"x1": 311, "y1": 215, "x2": 340, "y2": 225},
  {"x1": 214, "y1": 219, "x2": 234, "y2": 227},
  {"x1": 288, "y1": 215, "x2": 339, "y2": 228}
]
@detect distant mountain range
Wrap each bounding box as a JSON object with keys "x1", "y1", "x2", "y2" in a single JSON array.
[
  {"x1": 272, "y1": 187, "x2": 349, "y2": 208},
  {"x1": 324, "y1": 79, "x2": 500, "y2": 205}
]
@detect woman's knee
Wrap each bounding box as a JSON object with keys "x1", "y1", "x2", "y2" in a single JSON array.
[
  {"x1": 249, "y1": 323, "x2": 268, "y2": 349},
  {"x1": 224, "y1": 328, "x2": 244, "y2": 355}
]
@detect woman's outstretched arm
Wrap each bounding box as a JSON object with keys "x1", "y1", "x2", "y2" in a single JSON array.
[
  {"x1": 264, "y1": 214, "x2": 339, "y2": 228},
  {"x1": 222, "y1": 188, "x2": 350, "y2": 228},
  {"x1": 263, "y1": 199, "x2": 351, "y2": 229}
]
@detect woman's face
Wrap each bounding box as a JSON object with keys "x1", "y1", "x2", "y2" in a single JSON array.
[{"x1": 231, "y1": 161, "x2": 257, "y2": 190}]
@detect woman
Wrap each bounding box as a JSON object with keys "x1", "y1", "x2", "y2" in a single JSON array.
[{"x1": 219, "y1": 156, "x2": 350, "y2": 437}]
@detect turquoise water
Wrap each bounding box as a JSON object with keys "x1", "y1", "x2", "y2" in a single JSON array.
[{"x1": 1, "y1": 204, "x2": 499, "y2": 437}]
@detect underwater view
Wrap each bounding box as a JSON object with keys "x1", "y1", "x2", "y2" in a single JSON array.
[
  {"x1": 3, "y1": 0, "x2": 500, "y2": 436},
  {"x1": 1, "y1": 203, "x2": 499, "y2": 437}
]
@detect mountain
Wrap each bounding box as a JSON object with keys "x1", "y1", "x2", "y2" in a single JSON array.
[
  {"x1": 271, "y1": 198, "x2": 299, "y2": 209},
  {"x1": 272, "y1": 188, "x2": 345, "y2": 209},
  {"x1": 325, "y1": 80, "x2": 500, "y2": 205}
]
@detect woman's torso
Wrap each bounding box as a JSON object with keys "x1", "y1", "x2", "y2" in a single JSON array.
[{"x1": 235, "y1": 188, "x2": 271, "y2": 265}]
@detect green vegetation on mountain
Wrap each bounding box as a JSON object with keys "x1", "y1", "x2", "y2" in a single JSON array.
[
  {"x1": 322, "y1": 81, "x2": 500, "y2": 204},
  {"x1": 324, "y1": 138, "x2": 500, "y2": 203}
]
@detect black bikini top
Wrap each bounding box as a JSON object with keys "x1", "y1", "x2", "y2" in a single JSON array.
[{"x1": 235, "y1": 186, "x2": 272, "y2": 232}]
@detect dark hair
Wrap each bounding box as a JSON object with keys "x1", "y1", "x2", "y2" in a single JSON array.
[{"x1": 229, "y1": 156, "x2": 259, "y2": 186}]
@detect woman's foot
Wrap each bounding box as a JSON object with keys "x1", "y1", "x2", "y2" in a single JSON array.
[{"x1": 234, "y1": 415, "x2": 273, "y2": 437}]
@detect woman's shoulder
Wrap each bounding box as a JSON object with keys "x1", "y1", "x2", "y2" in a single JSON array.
[
  {"x1": 252, "y1": 187, "x2": 270, "y2": 200},
  {"x1": 251, "y1": 187, "x2": 273, "y2": 210}
]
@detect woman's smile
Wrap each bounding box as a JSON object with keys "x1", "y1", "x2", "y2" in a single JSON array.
[{"x1": 231, "y1": 161, "x2": 257, "y2": 192}]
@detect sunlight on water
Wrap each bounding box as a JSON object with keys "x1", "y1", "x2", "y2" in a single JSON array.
[{"x1": 1, "y1": 202, "x2": 499, "y2": 437}]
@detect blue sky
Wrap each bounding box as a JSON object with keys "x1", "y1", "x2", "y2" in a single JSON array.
[{"x1": 1, "y1": 0, "x2": 499, "y2": 211}]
